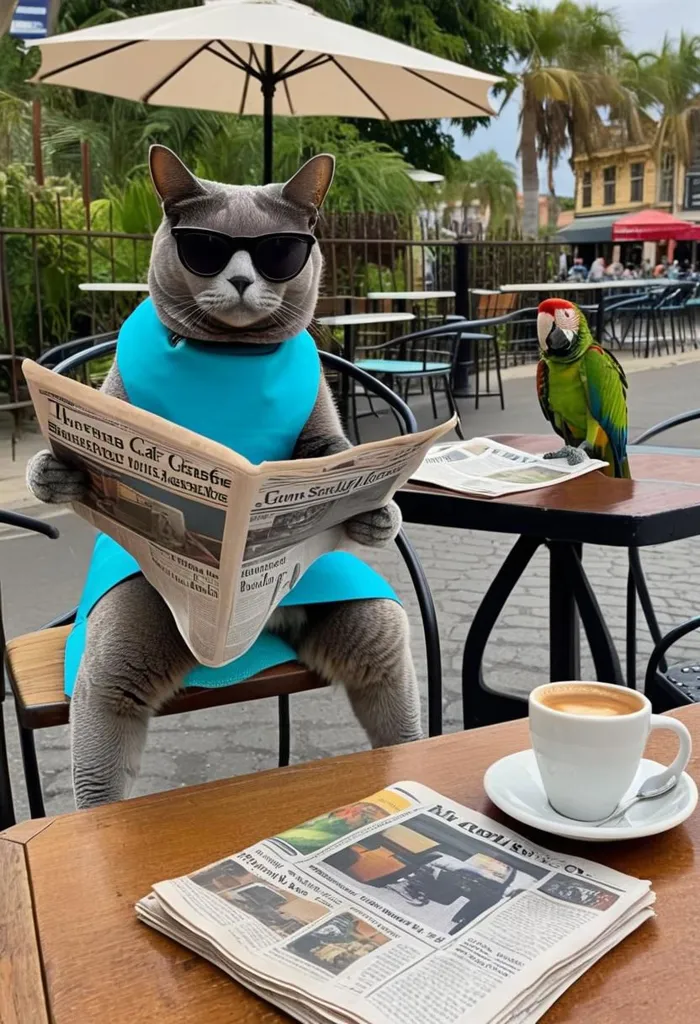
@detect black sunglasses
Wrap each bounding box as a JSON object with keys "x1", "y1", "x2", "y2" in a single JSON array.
[{"x1": 171, "y1": 228, "x2": 316, "y2": 283}]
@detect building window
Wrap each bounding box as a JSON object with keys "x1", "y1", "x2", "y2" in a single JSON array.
[
  {"x1": 630, "y1": 162, "x2": 644, "y2": 202},
  {"x1": 581, "y1": 170, "x2": 592, "y2": 208},
  {"x1": 659, "y1": 152, "x2": 675, "y2": 203},
  {"x1": 603, "y1": 166, "x2": 616, "y2": 206}
]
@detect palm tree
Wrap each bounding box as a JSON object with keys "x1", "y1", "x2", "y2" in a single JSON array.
[
  {"x1": 624, "y1": 33, "x2": 700, "y2": 206},
  {"x1": 510, "y1": 1, "x2": 640, "y2": 237},
  {"x1": 442, "y1": 150, "x2": 517, "y2": 236}
]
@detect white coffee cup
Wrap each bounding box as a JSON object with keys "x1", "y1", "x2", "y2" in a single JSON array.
[{"x1": 529, "y1": 680, "x2": 692, "y2": 821}]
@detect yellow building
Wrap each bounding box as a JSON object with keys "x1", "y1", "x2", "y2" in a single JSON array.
[{"x1": 558, "y1": 122, "x2": 700, "y2": 257}]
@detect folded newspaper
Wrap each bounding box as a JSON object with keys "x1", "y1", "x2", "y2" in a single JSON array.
[
  {"x1": 410, "y1": 438, "x2": 608, "y2": 498},
  {"x1": 23, "y1": 360, "x2": 454, "y2": 668},
  {"x1": 136, "y1": 782, "x2": 655, "y2": 1024}
]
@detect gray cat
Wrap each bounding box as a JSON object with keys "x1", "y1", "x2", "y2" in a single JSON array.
[{"x1": 27, "y1": 146, "x2": 421, "y2": 809}]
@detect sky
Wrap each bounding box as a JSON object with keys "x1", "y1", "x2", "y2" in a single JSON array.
[{"x1": 453, "y1": 0, "x2": 700, "y2": 198}]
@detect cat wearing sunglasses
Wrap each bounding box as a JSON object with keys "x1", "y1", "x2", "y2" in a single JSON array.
[{"x1": 27, "y1": 145, "x2": 421, "y2": 809}]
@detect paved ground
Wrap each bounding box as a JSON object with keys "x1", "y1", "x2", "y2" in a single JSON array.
[{"x1": 2, "y1": 354, "x2": 700, "y2": 821}]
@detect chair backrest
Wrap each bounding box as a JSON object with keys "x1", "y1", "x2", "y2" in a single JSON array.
[
  {"x1": 633, "y1": 410, "x2": 700, "y2": 446},
  {"x1": 495, "y1": 292, "x2": 518, "y2": 315},
  {"x1": 37, "y1": 331, "x2": 118, "y2": 369},
  {"x1": 54, "y1": 341, "x2": 418, "y2": 434}
]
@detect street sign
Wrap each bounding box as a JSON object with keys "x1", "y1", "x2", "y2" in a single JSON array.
[{"x1": 9, "y1": 1, "x2": 49, "y2": 38}]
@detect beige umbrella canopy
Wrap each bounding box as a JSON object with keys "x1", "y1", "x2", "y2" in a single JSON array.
[{"x1": 29, "y1": 0, "x2": 499, "y2": 181}]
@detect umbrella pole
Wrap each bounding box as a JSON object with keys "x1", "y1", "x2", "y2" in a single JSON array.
[{"x1": 262, "y1": 44, "x2": 275, "y2": 185}]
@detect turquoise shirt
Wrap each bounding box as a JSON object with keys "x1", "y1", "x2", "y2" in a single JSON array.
[{"x1": 64, "y1": 299, "x2": 396, "y2": 695}]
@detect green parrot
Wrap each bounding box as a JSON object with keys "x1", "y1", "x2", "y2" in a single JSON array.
[{"x1": 536, "y1": 297, "x2": 630, "y2": 478}]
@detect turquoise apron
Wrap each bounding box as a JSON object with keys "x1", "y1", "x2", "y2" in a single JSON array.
[{"x1": 64, "y1": 299, "x2": 396, "y2": 696}]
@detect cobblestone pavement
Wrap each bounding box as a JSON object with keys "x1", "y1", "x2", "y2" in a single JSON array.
[{"x1": 2, "y1": 359, "x2": 700, "y2": 821}]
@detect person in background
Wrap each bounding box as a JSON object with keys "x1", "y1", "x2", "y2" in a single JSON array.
[
  {"x1": 588, "y1": 256, "x2": 606, "y2": 281},
  {"x1": 568, "y1": 256, "x2": 588, "y2": 281},
  {"x1": 667, "y1": 259, "x2": 681, "y2": 280},
  {"x1": 641, "y1": 258, "x2": 652, "y2": 278},
  {"x1": 607, "y1": 260, "x2": 624, "y2": 279},
  {"x1": 621, "y1": 263, "x2": 636, "y2": 279},
  {"x1": 558, "y1": 249, "x2": 569, "y2": 281},
  {"x1": 653, "y1": 259, "x2": 667, "y2": 278}
]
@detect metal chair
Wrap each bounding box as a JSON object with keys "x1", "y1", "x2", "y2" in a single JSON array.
[
  {"x1": 1, "y1": 345, "x2": 443, "y2": 823},
  {"x1": 352, "y1": 320, "x2": 467, "y2": 437},
  {"x1": 0, "y1": 510, "x2": 60, "y2": 829},
  {"x1": 632, "y1": 411, "x2": 700, "y2": 712}
]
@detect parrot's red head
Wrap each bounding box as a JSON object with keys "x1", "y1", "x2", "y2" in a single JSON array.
[{"x1": 537, "y1": 298, "x2": 581, "y2": 356}]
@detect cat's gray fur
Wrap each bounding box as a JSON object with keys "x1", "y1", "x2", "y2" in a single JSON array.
[{"x1": 27, "y1": 146, "x2": 421, "y2": 809}]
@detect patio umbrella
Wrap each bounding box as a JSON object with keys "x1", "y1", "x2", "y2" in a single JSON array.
[
  {"x1": 29, "y1": 0, "x2": 500, "y2": 183},
  {"x1": 612, "y1": 209, "x2": 700, "y2": 243}
]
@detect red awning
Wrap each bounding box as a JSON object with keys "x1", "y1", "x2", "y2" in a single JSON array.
[{"x1": 612, "y1": 209, "x2": 700, "y2": 242}]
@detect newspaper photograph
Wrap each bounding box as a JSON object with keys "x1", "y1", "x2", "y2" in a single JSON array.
[
  {"x1": 136, "y1": 782, "x2": 655, "y2": 1024},
  {"x1": 22, "y1": 359, "x2": 454, "y2": 667},
  {"x1": 411, "y1": 437, "x2": 608, "y2": 497}
]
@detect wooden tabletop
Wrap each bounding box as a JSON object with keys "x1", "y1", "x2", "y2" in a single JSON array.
[
  {"x1": 2, "y1": 707, "x2": 699, "y2": 1024},
  {"x1": 397, "y1": 432, "x2": 700, "y2": 547}
]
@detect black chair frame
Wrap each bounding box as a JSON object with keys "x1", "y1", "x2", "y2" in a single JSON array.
[
  {"x1": 0, "y1": 511, "x2": 60, "y2": 829},
  {"x1": 2, "y1": 345, "x2": 443, "y2": 823},
  {"x1": 350, "y1": 319, "x2": 468, "y2": 439},
  {"x1": 630, "y1": 410, "x2": 700, "y2": 712}
]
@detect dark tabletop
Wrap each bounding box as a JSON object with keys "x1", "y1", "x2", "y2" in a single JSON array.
[{"x1": 396, "y1": 433, "x2": 700, "y2": 547}]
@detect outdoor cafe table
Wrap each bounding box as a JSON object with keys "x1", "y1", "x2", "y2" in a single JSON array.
[
  {"x1": 3, "y1": 705, "x2": 699, "y2": 1024},
  {"x1": 79, "y1": 282, "x2": 150, "y2": 292},
  {"x1": 367, "y1": 290, "x2": 456, "y2": 303},
  {"x1": 498, "y1": 279, "x2": 691, "y2": 343},
  {"x1": 395, "y1": 433, "x2": 700, "y2": 726},
  {"x1": 317, "y1": 311, "x2": 415, "y2": 423}
]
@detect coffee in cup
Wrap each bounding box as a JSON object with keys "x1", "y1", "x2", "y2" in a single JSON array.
[
  {"x1": 535, "y1": 682, "x2": 642, "y2": 718},
  {"x1": 529, "y1": 681, "x2": 691, "y2": 821}
]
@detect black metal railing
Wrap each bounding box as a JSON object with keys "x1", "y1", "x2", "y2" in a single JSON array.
[{"x1": 0, "y1": 216, "x2": 565, "y2": 377}]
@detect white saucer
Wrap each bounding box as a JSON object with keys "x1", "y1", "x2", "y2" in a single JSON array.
[{"x1": 484, "y1": 750, "x2": 698, "y2": 842}]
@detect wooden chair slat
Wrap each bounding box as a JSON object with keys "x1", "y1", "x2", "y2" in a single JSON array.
[{"x1": 6, "y1": 628, "x2": 326, "y2": 730}]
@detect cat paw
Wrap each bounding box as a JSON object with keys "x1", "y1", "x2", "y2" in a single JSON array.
[
  {"x1": 345, "y1": 501, "x2": 402, "y2": 547},
  {"x1": 26, "y1": 450, "x2": 89, "y2": 504},
  {"x1": 542, "y1": 445, "x2": 587, "y2": 466}
]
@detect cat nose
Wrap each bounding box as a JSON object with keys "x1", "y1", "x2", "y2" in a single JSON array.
[{"x1": 228, "y1": 275, "x2": 254, "y2": 296}]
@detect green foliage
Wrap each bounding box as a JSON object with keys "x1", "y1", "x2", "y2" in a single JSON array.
[
  {"x1": 441, "y1": 149, "x2": 517, "y2": 235},
  {"x1": 621, "y1": 33, "x2": 700, "y2": 168},
  {"x1": 315, "y1": 0, "x2": 524, "y2": 166},
  {"x1": 0, "y1": 163, "x2": 152, "y2": 356},
  {"x1": 0, "y1": 0, "x2": 525, "y2": 199},
  {"x1": 510, "y1": 0, "x2": 640, "y2": 235}
]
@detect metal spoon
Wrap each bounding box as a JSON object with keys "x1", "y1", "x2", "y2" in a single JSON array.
[{"x1": 593, "y1": 775, "x2": 678, "y2": 827}]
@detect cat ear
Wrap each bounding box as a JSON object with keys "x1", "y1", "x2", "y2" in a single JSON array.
[
  {"x1": 149, "y1": 145, "x2": 206, "y2": 210},
  {"x1": 282, "y1": 154, "x2": 335, "y2": 216}
]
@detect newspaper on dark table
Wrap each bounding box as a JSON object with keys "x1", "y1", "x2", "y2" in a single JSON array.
[
  {"x1": 411, "y1": 438, "x2": 608, "y2": 498},
  {"x1": 136, "y1": 783, "x2": 654, "y2": 1024},
  {"x1": 23, "y1": 359, "x2": 454, "y2": 668}
]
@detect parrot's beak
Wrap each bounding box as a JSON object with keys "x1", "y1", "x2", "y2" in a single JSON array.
[{"x1": 537, "y1": 312, "x2": 554, "y2": 351}]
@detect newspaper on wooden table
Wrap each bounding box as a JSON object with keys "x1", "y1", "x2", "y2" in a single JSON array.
[
  {"x1": 135, "y1": 782, "x2": 655, "y2": 1024},
  {"x1": 411, "y1": 437, "x2": 608, "y2": 498},
  {"x1": 23, "y1": 359, "x2": 455, "y2": 668}
]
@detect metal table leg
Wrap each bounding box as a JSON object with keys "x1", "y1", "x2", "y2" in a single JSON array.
[
  {"x1": 462, "y1": 537, "x2": 542, "y2": 729},
  {"x1": 462, "y1": 537, "x2": 626, "y2": 731},
  {"x1": 339, "y1": 322, "x2": 353, "y2": 429},
  {"x1": 595, "y1": 292, "x2": 606, "y2": 344},
  {"x1": 548, "y1": 541, "x2": 581, "y2": 680}
]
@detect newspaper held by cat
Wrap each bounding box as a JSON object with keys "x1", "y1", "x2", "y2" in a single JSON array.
[
  {"x1": 23, "y1": 359, "x2": 454, "y2": 668},
  {"x1": 136, "y1": 781, "x2": 655, "y2": 1024}
]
